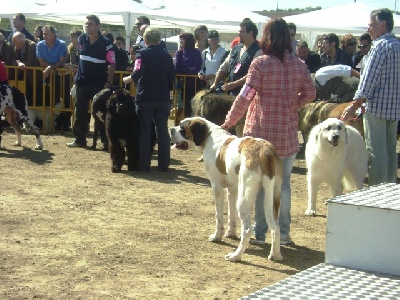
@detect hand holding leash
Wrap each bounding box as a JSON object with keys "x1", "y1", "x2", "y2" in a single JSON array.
[{"x1": 340, "y1": 101, "x2": 364, "y2": 121}]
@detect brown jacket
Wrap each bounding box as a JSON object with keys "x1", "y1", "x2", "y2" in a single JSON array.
[
  {"x1": 12, "y1": 39, "x2": 39, "y2": 67},
  {"x1": 0, "y1": 40, "x2": 16, "y2": 65}
]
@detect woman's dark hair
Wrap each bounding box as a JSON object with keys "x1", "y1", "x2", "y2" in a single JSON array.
[
  {"x1": 260, "y1": 18, "x2": 292, "y2": 62},
  {"x1": 179, "y1": 32, "x2": 196, "y2": 49},
  {"x1": 36, "y1": 25, "x2": 44, "y2": 40}
]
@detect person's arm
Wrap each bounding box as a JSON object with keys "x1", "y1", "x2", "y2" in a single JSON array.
[
  {"x1": 222, "y1": 75, "x2": 246, "y2": 92},
  {"x1": 105, "y1": 46, "x2": 116, "y2": 88},
  {"x1": 210, "y1": 53, "x2": 230, "y2": 90},
  {"x1": 198, "y1": 50, "x2": 206, "y2": 80},
  {"x1": 350, "y1": 68, "x2": 360, "y2": 79},
  {"x1": 298, "y1": 66, "x2": 317, "y2": 108},
  {"x1": 192, "y1": 50, "x2": 203, "y2": 74},
  {"x1": 341, "y1": 46, "x2": 384, "y2": 121},
  {"x1": 221, "y1": 60, "x2": 262, "y2": 130},
  {"x1": 131, "y1": 51, "x2": 145, "y2": 83},
  {"x1": 39, "y1": 55, "x2": 65, "y2": 79},
  {"x1": 26, "y1": 43, "x2": 39, "y2": 67},
  {"x1": 209, "y1": 70, "x2": 226, "y2": 90},
  {"x1": 168, "y1": 56, "x2": 176, "y2": 91}
]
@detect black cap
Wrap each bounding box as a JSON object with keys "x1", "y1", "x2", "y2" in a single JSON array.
[{"x1": 208, "y1": 30, "x2": 219, "y2": 39}]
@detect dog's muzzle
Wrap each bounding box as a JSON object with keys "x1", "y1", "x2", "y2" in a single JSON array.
[
  {"x1": 170, "y1": 128, "x2": 189, "y2": 150},
  {"x1": 330, "y1": 135, "x2": 339, "y2": 146}
]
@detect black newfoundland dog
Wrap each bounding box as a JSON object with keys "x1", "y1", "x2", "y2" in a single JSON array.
[
  {"x1": 91, "y1": 87, "x2": 119, "y2": 151},
  {"x1": 106, "y1": 88, "x2": 140, "y2": 173}
]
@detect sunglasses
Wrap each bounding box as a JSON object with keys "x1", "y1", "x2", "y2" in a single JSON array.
[
  {"x1": 358, "y1": 45, "x2": 370, "y2": 49},
  {"x1": 346, "y1": 42, "x2": 356, "y2": 46}
]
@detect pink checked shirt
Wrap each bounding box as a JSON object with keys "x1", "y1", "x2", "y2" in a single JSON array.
[{"x1": 224, "y1": 52, "x2": 316, "y2": 157}]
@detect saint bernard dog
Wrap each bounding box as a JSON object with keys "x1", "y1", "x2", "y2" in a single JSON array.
[
  {"x1": 170, "y1": 117, "x2": 283, "y2": 262},
  {"x1": 0, "y1": 84, "x2": 43, "y2": 150}
]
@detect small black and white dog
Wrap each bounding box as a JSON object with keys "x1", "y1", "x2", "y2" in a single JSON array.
[
  {"x1": 106, "y1": 88, "x2": 140, "y2": 173},
  {"x1": 0, "y1": 84, "x2": 43, "y2": 150}
]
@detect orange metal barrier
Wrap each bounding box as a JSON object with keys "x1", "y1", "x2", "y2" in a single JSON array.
[{"x1": 4, "y1": 66, "x2": 204, "y2": 131}]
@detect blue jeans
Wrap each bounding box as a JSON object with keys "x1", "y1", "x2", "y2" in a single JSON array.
[
  {"x1": 254, "y1": 153, "x2": 297, "y2": 240},
  {"x1": 363, "y1": 112, "x2": 398, "y2": 185},
  {"x1": 136, "y1": 101, "x2": 171, "y2": 171}
]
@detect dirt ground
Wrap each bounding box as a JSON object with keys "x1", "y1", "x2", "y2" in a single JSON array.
[{"x1": 1, "y1": 124, "x2": 399, "y2": 300}]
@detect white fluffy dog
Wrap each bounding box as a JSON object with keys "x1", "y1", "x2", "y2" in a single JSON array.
[{"x1": 305, "y1": 118, "x2": 368, "y2": 216}]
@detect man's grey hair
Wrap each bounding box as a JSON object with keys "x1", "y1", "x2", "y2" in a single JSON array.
[
  {"x1": 12, "y1": 32, "x2": 26, "y2": 43},
  {"x1": 144, "y1": 27, "x2": 160, "y2": 45},
  {"x1": 371, "y1": 8, "x2": 394, "y2": 32},
  {"x1": 43, "y1": 24, "x2": 57, "y2": 35}
]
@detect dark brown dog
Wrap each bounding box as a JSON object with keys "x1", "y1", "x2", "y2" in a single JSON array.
[
  {"x1": 191, "y1": 89, "x2": 245, "y2": 137},
  {"x1": 298, "y1": 101, "x2": 364, "y2": 143}
]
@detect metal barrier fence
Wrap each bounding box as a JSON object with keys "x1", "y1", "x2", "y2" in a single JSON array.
[{"x1": 5, "y1": 65, "x2": 202, "y2": 131}]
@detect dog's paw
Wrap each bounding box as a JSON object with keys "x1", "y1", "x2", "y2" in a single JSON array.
[
  {"x1": 305, "y1": 209, "x2": 316, "y2": 216},
  {"x1": 34, "y1": 144, "x2": 43, "y2": 151},
  {"x1": 224, "y1": 230, "x2": 237, "y2": 239},
  {"x1": 225, "y1": 252, "x2": 242, "y2": 262},
  {"x1": 268, "y1": 253, "x2": 283, "y2": 261},
  {"x1": 208, "y1": 233, "x2": 222, "y2": 242}
]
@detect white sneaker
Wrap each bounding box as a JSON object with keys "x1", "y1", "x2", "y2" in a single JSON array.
[{"x1": 66, "y1": 141, "x2": 85, "y2": 148}]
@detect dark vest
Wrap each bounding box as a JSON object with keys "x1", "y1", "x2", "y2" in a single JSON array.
[{"x1": 228, "y1": 41, "x2": 260, "y2": 95}]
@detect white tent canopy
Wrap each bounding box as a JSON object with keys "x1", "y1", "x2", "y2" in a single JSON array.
[
  {"x1": 36, "y1": 0, "x2": 157, "y2": 47},
  {"x1": 284, "y1": 2, "x2": 400, "y2": 48},
  {"x1": 0, "y1": 0, "x2": 268, "y2": 49},
  {"x1": 35, "y1": 0, "x2": 269, "y2": 47}
]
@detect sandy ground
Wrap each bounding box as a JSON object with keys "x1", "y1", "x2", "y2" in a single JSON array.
[{"x1": 0, "y1": 125, "x2": 399, "y2": 300}]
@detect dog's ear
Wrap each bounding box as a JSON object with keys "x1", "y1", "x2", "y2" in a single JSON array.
[
  {"x1": 314, "y1": 124, "x2": 322, "y2": 143},
  {"x1": 190, "y1": 121, "x2": 209, "y2": 146}
]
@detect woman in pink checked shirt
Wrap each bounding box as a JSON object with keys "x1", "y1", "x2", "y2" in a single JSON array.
[{"x1": 221, "y1": 18, "x2": 316, "y2": 246}]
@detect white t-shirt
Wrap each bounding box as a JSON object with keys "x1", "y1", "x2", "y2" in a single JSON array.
[
  {"x1": 315, "y1": 65, "x2": 352, "y2": 86},
  {"x1": 198, "y1": 46, "x2": 228, "y2": 85}
]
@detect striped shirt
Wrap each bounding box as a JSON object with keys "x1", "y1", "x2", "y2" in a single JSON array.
[
  {"x1": 75, "y1": 32, "x2": 115, "y2": 87},
  {"x1": 223, "y1": 52, "x2": 316, "y2": 157},
  {"x1": 354, "y1": 33, "x2": 400, "y2": 120}
]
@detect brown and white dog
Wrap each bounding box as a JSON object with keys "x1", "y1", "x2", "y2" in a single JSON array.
[
  {"x1": 0, "y1": 84, "x2": 43, "y2": 150},
  {"x1": 170, "y1": 117, "x2": 283, "y2": 262}
]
